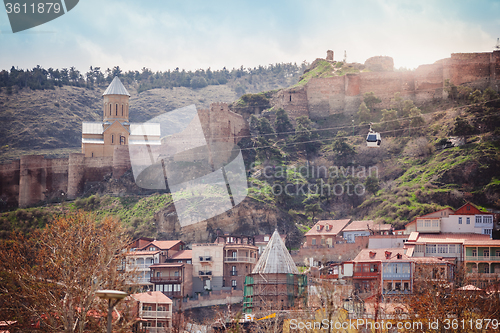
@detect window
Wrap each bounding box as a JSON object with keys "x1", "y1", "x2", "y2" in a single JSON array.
[
  {"x1": 156, "y1": 272, "x2": 160, "y2": 277},
  {"x1": 476, "y1": 216, "x2": 482, "y2": 224},
  {"x1": 449, "y1": 245, "x2": 456, "y2": 253},
  {"x1": 174, "y1": 271, "x2": 179, "y2": 277},
  {"x1": 466, "y1": 217, "x2": 470, "y2": 224},
  {"x1": 144, "y1": 322, "x2": 152, "y2": 327},
  {"x1": 403, "y1": 282, "x2": 409, "y2": 291},
  {"x1": 417, "y1": 220, "x2": 423, "y2": 228},
  {"x1": 142, "y1": 305, "x2": 152, "y2": 311},
  {"x1": 174, "y1": 284, "x2": 180, "y2": 292},
  {"x1": 472, "y1": 249, "x2": 477, "y2": 257},
  {"x1": 438, "y1": 244, "x2": 448, "y2": 254},
  {"x1": 311, "y1": 239, "x2": 316, "y2": 245},
  {"x1": 484, "y1": 250, "x2": 490, "y2": 257},
  {"x1": 467, "y1": 205, "x2": 470, "y2": 211},
  {"x1": 115, "y1": 104, "x2": 118, "y2": 115},
  {"x1": 432, "y1": 220, "x2": 439, "y2": 227},
  {"x1": 484, "y1": 216, "x2": 493, "y2": 224},
  {"x1": 496, "y1": 250, "x2": 500, "y2": 257},
  {"x1": 231, "y1": 280, "x2": 237, "y2": 289},
  {"x1": 458, "y1": 217, "x2": 462, "y2": 224},
  {"x1": 121, "y1": 105, "x2": 124, "y2": 116},
  {"x1": 109, "y1": 104, "x2": 112, "y2": 115},
  {"x1": 321, "y1": 239, "x2": 325, "y2": 245},
  {"x1": 484, "y1": 229, "x2": 492, "y2": 236},
  {"x1": 111, "y1": 135, "x2": 114, "y2": 144},
  {"x1": 424, "y1": 220, "x2": 431, "y2": 228},
  {"x1": 426, "y1": 244, "x2": 436, "y2": 254},
  {"x1": 415, "y1": 244, "x2": 425, "y2": 253},
  {"x1": 157, "y1": 322, "x2": 164, "y2": 327}
]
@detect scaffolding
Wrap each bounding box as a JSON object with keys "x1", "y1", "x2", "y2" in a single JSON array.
[{"x1": 243, "y1": 230, "x2": 308, "y2": 313}]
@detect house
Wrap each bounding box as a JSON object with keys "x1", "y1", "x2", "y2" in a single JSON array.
[
  {"x1": 463, "y1": 238, "x2": 500, "y2": 288},
  {"x1": 124, "y1": 240, "x2": 186, "y2": 290},
  {"x1": 149, "y1": 262, "x2": 193, "y2": 308},
  {"x1": 404, "y1": 203, "x2": 494, "y2": 237},
  {"x1": 191, "y1": 235, "x2": 258, "y2": 293},
  {"x1": 303, "y1": 219, "x2": 351, "y2": 248},
  {"x1": 131, "y1": 291, "x2": 173, "y2": 332},
  {"x1": 342, "y1": 220, "x2": 392, "y2": 243}
]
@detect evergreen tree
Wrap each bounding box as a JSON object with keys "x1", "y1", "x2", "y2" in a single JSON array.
[
  {"x1": 357, "y1": 102, "x2": 371, "y2": 123},
  {"x1": 363, "y1": 92, "x2": 381, "y2": 111},
  {"x1": 274, "y1": 108, "x2": 293, "y2": 138}
]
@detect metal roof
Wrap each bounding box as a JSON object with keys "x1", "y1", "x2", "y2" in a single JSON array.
[
  {"x1": 82, "y1": 122, "x2": 104, "y2": 134},
  {"x1": 130, "y1": 123, "x2": 161, "y2": 137},
  {"x1": 103, "y1": 76, "x2": 130, "y2": 96},
  {"x1": 252, "y1": 230, "x2": 299, "y2": 275},
  {"x1": 81, "y1": 138, "x2": 104, "y2": 144}
]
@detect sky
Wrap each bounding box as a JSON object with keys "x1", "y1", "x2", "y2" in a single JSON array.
[{"x1": 0, "y1": 0, "x2": 499, "y2": 73}]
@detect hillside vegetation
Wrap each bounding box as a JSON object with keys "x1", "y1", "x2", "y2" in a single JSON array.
[{"x1": 1, "y1": 60, "x2": 499, "y2": 244}]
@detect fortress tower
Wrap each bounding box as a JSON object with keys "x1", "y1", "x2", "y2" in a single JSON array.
[{"x1": 81, "y1": 77, "x2": 132, "y2": 158}]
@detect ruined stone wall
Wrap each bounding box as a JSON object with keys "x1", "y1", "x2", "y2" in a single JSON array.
[
  {"x1": 83, "y1": 156, "x2": 113, "y2": 182},
  {"x1": 112, "y1": 145, "x2": 131, "y2": 179},
  {"x1": 307, "y1": 76, "x2": 346, "y2": 118},
  {"x1": 414, "y1": 62, "x2": 445, "y2": 104},
  {"x1": 449, "y1": 52, "x2": 492, "y2": 88},
  {"x1": 359, "y1": 71, "x2": 405, "y2": 109},
  {"x1": 44, "y1": 158, "x2": 69, "y2": 200},
  {"x1": 270, "y1": 87, "x2": 309, "y2": 122},
  {"x1": 19, "y1": 155, "x2": 46, "y2": 207},
  {"x1": 67, "y1": 153, "x2": 85, "y2": 199},
  {"x1": 0, "y1": 159, "x2": 20, "y2": 208}
]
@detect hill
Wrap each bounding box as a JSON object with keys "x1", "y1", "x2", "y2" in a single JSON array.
[{"x1": 0, "y1": 56, "x2": 499, "y2": 246}]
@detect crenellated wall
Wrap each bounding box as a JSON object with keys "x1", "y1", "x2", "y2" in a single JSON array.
[{"x1": 272, "y1": 50, "x2": 500, "y2": 120}]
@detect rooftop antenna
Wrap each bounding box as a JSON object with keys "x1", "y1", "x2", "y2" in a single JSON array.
[{"x1": 495, "y1": 38, "x2": 500, "y2": 50}]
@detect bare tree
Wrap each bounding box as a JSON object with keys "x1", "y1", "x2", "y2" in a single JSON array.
[{"x1": 0, "y1": 212, "x2": 137, "y2": 332}]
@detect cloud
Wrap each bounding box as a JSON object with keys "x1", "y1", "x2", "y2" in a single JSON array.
[{"x1": 0, "y1": 0, "x2": 498, "y2": 73}]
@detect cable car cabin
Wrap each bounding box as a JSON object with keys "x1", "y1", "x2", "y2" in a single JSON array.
[{"x1": 366, "y1": 132, "x2": 381, "y2": 147}]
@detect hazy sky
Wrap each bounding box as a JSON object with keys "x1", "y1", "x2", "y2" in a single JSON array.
[{"x1": 0, "y1": 0, "x2": 499, "y2": 73}]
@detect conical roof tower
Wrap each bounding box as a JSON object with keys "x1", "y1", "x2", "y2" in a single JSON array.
[
  {"x1": 252, "y1": 230, "x2": 299, "y2": 274},
  {"x1": 103, "y1": 76, "x2": 130, "y2": 96}
]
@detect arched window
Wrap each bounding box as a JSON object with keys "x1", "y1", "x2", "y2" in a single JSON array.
[
  {"x1": 109, "y1": 104, "x2": 112, "y2": 115},
  {"x1": 115, "y1": 104, "x2": 118, "y2": 116},
  {"x1": 121, "y1": 105, "x2": 124, "y2": 116},
  {"x1": 111, "y1": 134, "x2": 114, "y2": 144}
]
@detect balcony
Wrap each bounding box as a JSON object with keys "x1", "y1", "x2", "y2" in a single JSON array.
[
  {"x1": 224, "y1": 257, "x2": 256, "y2": 263},
  {"x1": 199, "y1": 271, "x2": 212, "y2": 276},
  {"x1": 144, "y1": 328, "x2": 169, "y2": 333},
  {"x1": 127, "y1": 263, "x2": 155, "y2": 270},
  {"x1": 199, "y1": 256, "x2": 212, "y2": 262},
  {"x1": 162, "y1": 291, "x2": 182, "y2": 298},
  {"x1": 150, "y1": 276, "x2": 181, "y2": 283},
  {"x1": 230, "y1": 270, "x2": 238, "y2": 276},
  {"x1": 466, "y1": 255, "x2": 500, "y2": 261},
  {"x1": 140, "y1": 310, "x2": 172, "y2": 319}
]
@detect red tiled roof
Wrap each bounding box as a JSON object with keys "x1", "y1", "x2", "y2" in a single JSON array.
[
  {"x1": 415, "y1": 233, "x2": 491, "y2": 244},
  {"x1": 353, "y1": 248, "x2": 408, "y2": 262},
  {"x1": 304, "y1": 219, "x2": 351, "y2": 236},
  {"x1": 138, "y1": 240, "x2": 184, "y2": 251},
  {"x1": 132, "y1": 291, "x2": 172, "y2": 304},
  {"x1": 407, "y1": 232, "x2": 419, "y2": 242},
  {"x1": 149, "y1": 263, "x2": 184, "y2": 268},
  {"x1": 418, "y1": 207, "x2": 455, "y2": 218},
  {"x1": 342, "y1": 220, "x2": 392, "y2": 232},
  {"x1": 170, "y1": 250, "x2": 192, "y2": 260}
]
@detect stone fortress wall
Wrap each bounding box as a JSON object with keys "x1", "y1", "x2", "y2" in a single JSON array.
[
  {"x1": 1, "y1": 50, "x2": 499, "y2": 208},
  {"x1": 0, "y1": 103, "x2": 247, "y2": 208},
  {"x1": 271, "y1": 50, "x2": 500, "y2": 120}
]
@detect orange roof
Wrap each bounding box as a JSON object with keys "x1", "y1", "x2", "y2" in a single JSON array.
[
  {"x1": 342, "y1": 220, "x2": 392, "y2": 232},
  {"x1": 149, "y1": 263, "x2": 184, "y2": 268},
  {"x1": 407, "y1": 232, "x2": 419, "y2": 242},
  {"x1": 353, "y1": 248, "x2": 408, "y2": 262},
  {"x1": 304, "y1": 219, "x2": 350, "y2": 236},
  {"x1": 139, "y1": 240, "x2": 184, "y2": 251},
  {"x1": 464, "y1": 238, "x2": 500, "y2": 246},
  {"x1": 170, "y1": 250, "x2": 192, "y2": 260},
  {"x1": 132, "y1": 291, "x2": 172, "y2": 304},
  {"x1": 415, "y1": 233, "x2": 491, "y2": 244},
  {"x1": 418, "y1": 207, "x2": 455, "y2": 218}
]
